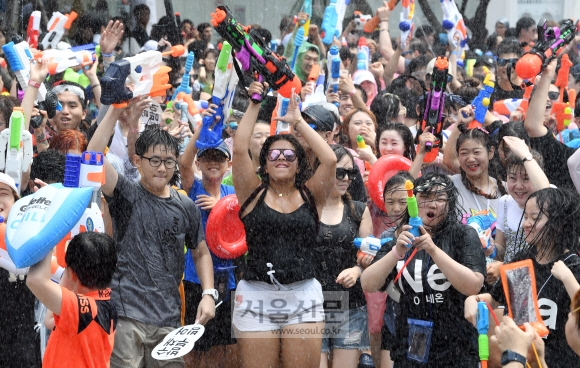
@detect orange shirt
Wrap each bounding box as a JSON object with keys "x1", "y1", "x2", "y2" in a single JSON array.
[{"x1": 43, "y1": 287, "x2": 117, "y2": 368}]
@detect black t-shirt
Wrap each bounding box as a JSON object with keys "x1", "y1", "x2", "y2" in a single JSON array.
[
  {"x1": 314, "y1": 201, "x2": 367, "y2": 309},
  {"x1": 492, "y1": 84, "x2": 524, "y2": 102},
  {"x1": 490, "y1": 250, "x2": 580, "y2": 368},
  {"x1": 529, "y1": 131, "x2": 576, "y2": 189},
  {"x1": 372, "y1": 222, "x2": 486, "y2": 367}
]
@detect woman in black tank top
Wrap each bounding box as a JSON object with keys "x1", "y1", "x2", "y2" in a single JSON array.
[
  {"x1": 232, "y1": 83, "x2": 337, "y2": 368},
  {"x1": 314, "y1": 145, "x2": 374, "y2": 367}
]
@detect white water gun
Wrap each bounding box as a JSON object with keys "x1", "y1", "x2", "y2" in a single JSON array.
[
  {"x1": 399, "y1": 0, "x2": 415, "y2": 48},
  {"x1": 440, "y1": 0, "x2": 468, "y2": 49},
  {"x1": 0, "y1": 107, "x2": 33, "y2": 195},
  {"x1": 41, "y1": 11, "x2": 78, "y2": 50}
]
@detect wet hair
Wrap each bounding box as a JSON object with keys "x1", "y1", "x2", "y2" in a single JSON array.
[
  {"x1": 342, "y1": 108, "x2": 378, "y2": 148},
  {"x1": 456, "y1": 128, "x2": 507, "y2": 199},
  {"x1": 505, "y1": 149, "x2": 543, "y2": 178},
  {"x1": 197, "y1": 22, "x2": 211, "y2": 35},
  {"x1": 415, "y1": 25, "x2": 434, "y2": 39},
  {"x1": 405, "y1": 54, "x2": 431, "y2": 75},
  {"x1": 384, "y1": 85, "x2": 420, "y2": 120},
  {"x1": 397, "y1": 173, "x2": 463, "y2": 235},
  {"x1": 65, "y1": 232, "x2": 117, "y2": 290},
  {"x1": 383, "y1": 171, "x2": 414, "y2": 201},
  {"x1": 516, "y1": 17, "x2": 536, "y2": 39},
  {"x1": 496, "y1": 37, "x2": 523, "y2": 58},
  {"x1": 370, "y1": 92, "x2": 400, "y2": 126},
  {"x1": 49, "y1": 129, "x2": 88, "y2": 154},
  {"x1": 454, "y1": 78, "x2": 482, "y2": 104},
  {"x1": 181, "y1": 19, "x2": 193, "y2": 28},
  {"x1": 134, "y1": 4, "x2": 150, "y2": 17},
  {"x1": 407, "y1": 39, "x2": 427, "y2": 55},
  {"x1": 375, "y1": 122, "x2": 416, "y2": 161},
  {"x1": 258, "y1": 134, "x2": 312, "y2": 188},
  {"x1": 135, "y1": 125, "x2": 180, "y2": 186},
  {"x1": 279, "y1": 16, "x2": 294, "y2": 33},
  {"x1": 0, "y1": 96, "x2": 20, "y2": 127},
  {"x1": 188, "y1": 40, "x2": 208, "y2": 61},
  {"x1": 23, "y1": 149, "x2": 66, "y2": 197},
  {"x1": 252, "y1": 28, "x2": 272, "y2": 45},
  {"x1": 518, "y1": 188, "x2": 580, "y2": 262},
  {"x1": 316, "y1": 145, "x2": 360, "y2": 221}
]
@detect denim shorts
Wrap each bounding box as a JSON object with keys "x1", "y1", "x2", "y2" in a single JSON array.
[{"x1": 321, "y1": 305, "x2": 370, "y2": 353}]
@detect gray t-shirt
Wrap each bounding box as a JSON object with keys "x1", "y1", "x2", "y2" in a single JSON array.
[
  {"x1": 450, "y1": 174, "x2": 501, "y2": 219},
  {"x1": 105, "y1": 174, "x2": 204, "y2": 328}
]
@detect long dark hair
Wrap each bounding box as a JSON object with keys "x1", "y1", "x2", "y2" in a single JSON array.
[
  {"x1": 375, "y1": 122, "x2": 416, "y2": 161},
  {"x1": 517, "y1": 188, "x2": 580, "y2": 262},
  {"x1": 257, "y1": 134, "x2": 313, "y2": 188},
  {"x1": 456, "y1": 127, "x2": 507, "y2": 199},
  {"x1": 330, "y1": 144, "x2": 360, "y2": 221},
  {"x1": 383, "y1": 171, "x2": 414, "y2": 224},
  {"x1": 396, "y1": 173, "x2": 464, "y2": 236}
]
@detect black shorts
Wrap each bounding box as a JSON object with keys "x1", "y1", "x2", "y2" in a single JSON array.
[{"x1": 183, "y1": 280, "x2": 236, "y2": 351}]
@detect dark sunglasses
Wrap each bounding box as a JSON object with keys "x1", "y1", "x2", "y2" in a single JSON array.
[
  {"x1": 548, "y1": 91, "x2": 560, "y2": 101},
  {"x1": 336, "y1": 167, "x2": 358, "y2": 180},
  {"x1": 497, "y1": 58, "x2": 518, "y2": 67},
  {"x1": 267, "y1": 149, "x2": 297, "y2": 162}
]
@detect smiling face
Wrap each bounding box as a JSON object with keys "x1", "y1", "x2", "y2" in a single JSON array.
[
  {"x1": 301, "y1": 50, "x2": 319, "y2": 76},
  {"x1": 497, "y1": 52, "x2": 519, "y2": 81},
  {"x1": 54, "y1": 91, "x2": 86, "y2": 132},
  {"x1": 458, "y1": 138, "x2": 493, "y2": 180},
  {"x1": 379, "y1": 129, "x2": 405, "y2": 157},
  {"x1": 348, "y1": 111, "x2": 376, "y2": 149},
  {"x1": 264, "y1": 140, "x2": 299, "y2": 182},
  {"x1": 196, "y1": 150, "x2": 230, "y2": 182},
  {"x1": 332, "y1": 154, "x2": 354, "y2": 198},
  {"x1": 0, "y1": 183, "x2": 16, "y2": 218},
  {"x1": 417, "y1": 187, "x2": 448, "y2": 231},
  {"x1": 507, "y1": 166, "x2": 533, "y2": 208},
  {"x1": 134, "y1": 144, "x2": 177, "y2": 195},
  {"x1": 251, "y1": 122, "x2": 271, "y2": 161},
  {"x1": 522, "y1": 197, "x2": 548, "y2": 246},
  {"x1": 384, "y1": 183, "x2": 407, "y2": 224}
]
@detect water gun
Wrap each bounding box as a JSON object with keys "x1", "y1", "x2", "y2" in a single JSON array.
[
  {"x1": 291, "y1": 27, "x2": 304, "y2": 72},
  {"x1": 27, "y1": 11, "x2": 41, "y2": 49},
  {"x1": 330, "y1": 52, "x2": 341, "y2": 107},
  {"x1": 363, "y1": 0, "x2": 397, "y2": 33},
  {"x1": 174, "y1": 92, "x2": 203, "y2": 125},
  {"x1": 476, "y1": 301, "x2": 490, "y2": 368},
  {"x1": 41, "y1": 11, "x2": 78, "y2": 50},
  {"x1": 493, "y1": 84, "x2": 533, "y2": 119},
  {"x1": 467, "y1": 210, "x2": 497, "y2": 259},
  {"x1": 100, "y1": 45, "x2": 184, "y2": 107},
  {"x1": 34, "y1": 48, "x2": 96, "y2": 75},
  {"x1": 515, "y1": 19, "x2": 575, "y2": 80},
  {"x1": 171, "y1": 51, "x2": 194, "y2": 100},
  {"x1": 399, "y1": 0, "x2": 415, "y2": 48},
  {"x1": 354, "y1": 12, "x2": 372, "y2": 31},
  {"x1": 2, "y1": 40, "x2": 49, "y2": 101},
  {"x1": 415, "y1": 57, "x2": 448, "y2": 163},
  {"x1": 299, "y1": 0, "x2": 312, "y2": 37},
  {"x1": 468, "y1": 74, "x2": 495, "y2": 129},
  {"x1": 356, "y1": 135, "x2": 373, "y2": 175},
  {"x1": 335, "y1": 0, "x2": 349, "y2": 40},
  {"x1": 440, "y1": 0, "x2": 468, "y2": 49},
  {"x1": 357, "y1": 38, "x2": 370, "y2": 71},
  {"x1": 55, "y1": 152, "x2": 105, "y2": 268},
  {"x1": 553, "y1": 53, "x2": 573, "y2": 132},
  {"x1": 276, "y1": 97, "x2": 291, "y2": 134},
  {"x1": 354, "y1": 236, "x2": 390, "y2": 257},
  {"x1": 211, "y1": 5, "x2": 301, "y2": 100},
  {"x1": 0, "y1": 107, "x2": 33, "y2": 195},
  {"x1": 320, "y1": 0, "x2": 339, "y2": 44},
  {"x1": 196, "y1": 41, "x2": 238, "y2": 150},
  {"x1": 303, "y1": 65, "x2": 326, "y2": 108}
]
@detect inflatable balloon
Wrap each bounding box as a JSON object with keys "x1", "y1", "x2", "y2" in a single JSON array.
[
  {"x1": 6, "y1": 183, "x2": 92, "y2": 268},
  {"x1": 205, "y1": 194, "x2": 247, "y2": 259},
  {"x1": 368, "y1": 155, "x2": 414, "y2": 212}
]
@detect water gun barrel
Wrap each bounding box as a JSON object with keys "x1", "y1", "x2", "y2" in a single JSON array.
[
  {"x1": 321, "y1": 0, "x2": 338, "y2": 44},
  {"x1": 172, "y1": 51, "x2": 194, "y2": 100},
  {"x1": 27, "y1": 11, "x2": 41, "y2": 49},
  {"x1": 477, "y1": 301, "x2": 490, "y2": 363},
  {"x1": 405, "y1": 180, "x2": 422, "y2": 240},
  {"x1": 356, "y1": 135, "x2": 366, "y2": 148},
  {"x1": 291, "y1": 27, "x2": 304, "y2": 71}
]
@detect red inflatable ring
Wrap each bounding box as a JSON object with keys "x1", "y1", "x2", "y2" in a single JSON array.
[
  {"x1": 368, "y1": 155, "x2": 414, "y2": 212},
  {"x1": 206, "y1": 194, "x2": 247, "y2": 259}
]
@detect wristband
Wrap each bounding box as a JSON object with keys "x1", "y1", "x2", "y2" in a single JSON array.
[
  {"x1": 28, "y1": 80, "x2": 41, "y2": 89},
  {"x1": 295, "y1": 117, "x2": 303, "y2": 126},
  {"x1": 348, "y1": 89, "x2": 356, "y2": 96},
  {"x1": 129, "y1": 129, "x2": 140, "y2": 134},
  {"x1": 391, "y1": 247, "x2": 405, "y2": 260},
  {"x1": 474, "y1": 295, "x2": 481, "y2": 302},
  {"x1": 101, "y1": 52, "x2": 115, "y2": 58}
]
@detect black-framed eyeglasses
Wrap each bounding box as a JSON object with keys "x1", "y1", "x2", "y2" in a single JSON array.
[
  {"x1": 548, "y1": 91, "x2": 560, "y2": 101},
  {"x1": 267, "y1": 149, "x2": 297, "y2": 162},
  {"x1": 140, "y1": 155, "x2": 178, "y2": 169},
  {"x1": 336, "y1": 167, "x2": 358, "y2": 180},
  {"x1": 497, "y1": 58, "x2": 518, "y2": 67}
]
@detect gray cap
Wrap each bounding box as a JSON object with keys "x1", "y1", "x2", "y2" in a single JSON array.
[{"x1": 197, "y1": 141, "x2": 231, "y2": 160}]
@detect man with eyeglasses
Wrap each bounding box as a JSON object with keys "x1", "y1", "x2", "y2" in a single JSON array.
[
  {"x1": 492, "y1": 39, "x2": 525, "y2": 102},
  {"x1": 87, "y1": 106, "x2": 216, "y2": 368}
]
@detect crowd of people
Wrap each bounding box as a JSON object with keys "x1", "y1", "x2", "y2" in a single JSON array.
[{"x1": 1, "y1": 1, "x2": 580, "y2": 368}]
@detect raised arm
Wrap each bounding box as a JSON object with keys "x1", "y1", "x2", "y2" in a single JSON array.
[
  {"x1": 377, "y1": 2, "x2": 405, "y2": 74},
  {"x1": 23, "y1": 59, "x2": 49, "y2": 131},
  {"x1": 567, "y1": 147, "x2": 580, "y2": 193},
  {"x1": 232, "y1": 83, "x2": 263, "y2": 205},
  {"x1": 502, "y1": 136, "x2": 550, "y2": 190},
  {"x1": 273, "y1": 91, "x2": 337, "y2": 211},
  {"x1": 26, "y1": 252, "x2": 62, "y2": 315},
  {"x1": 524, "y1": 59, "x2": 556, "y2": 138},
  {"x1": 339, "y1": 74, "x2": 366, "y2": 110}
]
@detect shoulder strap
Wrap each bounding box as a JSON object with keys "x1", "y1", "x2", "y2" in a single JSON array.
[
  {"x1": 301, "y1": 184, "x2": 320, "y2": 234},
  {"x1": 239, "y1": 183, "x2": 266, "y2": 218}
]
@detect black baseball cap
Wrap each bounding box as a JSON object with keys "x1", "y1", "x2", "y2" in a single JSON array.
[
  {"x1": 301, "y1": 105, "x2": 335, "y2": 132},
  {"x1": 197, "y1": 141, "x2": 231, "y2": 160}
]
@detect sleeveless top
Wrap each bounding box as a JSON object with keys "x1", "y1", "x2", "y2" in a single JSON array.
[
  {"x1": 314, "y1": 201, "x2": 367, "y2": 309},
  {"x1": 239, "y1": 184, "x2": 319, "y2": 284},
  {"x1": 502, "y1": 199, "x2": 528, "y2": 263}
]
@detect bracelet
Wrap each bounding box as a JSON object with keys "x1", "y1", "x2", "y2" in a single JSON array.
[
  {"x1": 295, "y1": 117, "x2": 303, "y2": 126},
  {"x1": 380, "y1": 29, "x2": 389, "y2": 32},
  {"x1": 348, "y1": 89, "x2": 356, "y2": 96},
  {"x1": 474, "y1": 295, "x2": 481, "y2": 303},
  {"x1": 101, "y1": 52, "x2": 115, "y2": 58},
  {"x1": 36, "y1": 137, "x2": 48, "y2": 144},
  {"x1": 28, "y1": 80, "x2": 41, "y2": 89},
  {"x1": 129, "y1": 129, "x2": 140, "y2": 134},
  {"x1": 391, "y1": 247, "x2": 405, "y2": 260},
  {"x1": 91, "y1": 84, "x2": 101, "y2": 89}
]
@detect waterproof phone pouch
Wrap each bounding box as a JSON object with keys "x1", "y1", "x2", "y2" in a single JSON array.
[
  {"x1": 500, "y1": 260, "x2": 549, "y2": 337},
  {"x1": 407, "y1": 318, "x2": 434, "y2": 363}
]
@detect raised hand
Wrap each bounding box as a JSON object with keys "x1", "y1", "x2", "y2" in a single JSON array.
[{"x1": 100, "y1": 20, "x2": 124, "y2": 55}]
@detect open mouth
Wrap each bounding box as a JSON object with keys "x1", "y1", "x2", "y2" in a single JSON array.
[
  {"x1": 467, "y1": 163, "x2": 479, "y2": 171},
  {"x1": 426, "y1": 211, "x2": 435, "y2": 219}
]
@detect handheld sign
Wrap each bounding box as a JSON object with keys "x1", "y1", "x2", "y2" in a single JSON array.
[{"x1": 151, "y1": 324, "x2": 205, "y2": 360}]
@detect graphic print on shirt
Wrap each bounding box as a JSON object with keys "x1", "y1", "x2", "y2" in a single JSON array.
[{"x1": 395, "y1": 259, "x2": 451, "y2": 305}]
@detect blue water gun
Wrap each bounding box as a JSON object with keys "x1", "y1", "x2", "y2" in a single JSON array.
[
  {"x1": 330, "y1": 58, "x2": 341, "y2": 107},
  {"x1": 276, "y1": 97, "x2": 291, "y2": 134},
  {"x1": 196, "y1": 42, "x2": 238, "y2": 150},
  {"x1": 321, "y1": 0, "x2": 339, "y2": 44},
  {"x1": 354, "y1": 236, "x2": 390, "y2": 257},
  {"x1": 476, "y1": 301, "x2": 490, "y2": 368},
  {"x1": 467, "y1": 210, "x2": 497, "y2": 258},
  {"x1": 291, "y1": 27, "x2": 304, "y2": 72},
  {"x1": 468, "y1": 74, "x2": 495, "y2": 129},
  {"x1": 300, "y1": 0, "x2": 312, "y2": 37},
  {"x1": 172, "y1": 51, "x2": 194, "y2": 100}
]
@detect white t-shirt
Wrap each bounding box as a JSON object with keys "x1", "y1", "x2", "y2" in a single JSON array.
[{"x1": 496, "y1": 195, "x2": 523, "y2": 233}]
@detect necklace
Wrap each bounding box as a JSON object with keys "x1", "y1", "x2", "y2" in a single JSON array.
[{"x1": 269, "y1": 186, "x2": 296, "y2": 197}]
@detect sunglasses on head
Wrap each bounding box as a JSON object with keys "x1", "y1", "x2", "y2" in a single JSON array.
[
  {"x1": 336, "y1": 167, "x2": 358, "y2": 180},
  {"x1": 548, "y1": 91, "x2": 560, "y2": 101},
  {"x1": 497, "y1": 58, "x2": 518, "y2": 67},
  {"x1": 267, "y1": 149, "x2": 297, "y2": 162}
]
